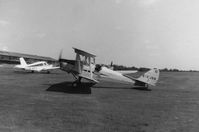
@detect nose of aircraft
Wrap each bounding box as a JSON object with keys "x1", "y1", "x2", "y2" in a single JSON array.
[
  {"x1": 59, "y1": 60, "x2": 66, "y2": 69},
  {"x1": 58, "y1": 50, "x2": 69, "y2": 70}
]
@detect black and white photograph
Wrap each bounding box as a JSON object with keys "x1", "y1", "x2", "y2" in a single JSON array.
[{"x1": 0, "y1": 0, "x2": 198, "y2": 131}]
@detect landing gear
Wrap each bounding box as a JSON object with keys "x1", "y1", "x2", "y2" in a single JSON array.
[
  {"x1": 31, "y1": 70, "x2": 34, "y2": 73},
  {"x1": 134, "y1": 81, "x2": 150, "y2": 90},
  {"x1": 145, "y1": 84, "x2": 149, "y2": 89},
  {"x1": 47, "y1": 71, "x2": 50, "y2": 74},
  {"x1": 72, "y1": 77, "x2": 82, "y2": 87}
]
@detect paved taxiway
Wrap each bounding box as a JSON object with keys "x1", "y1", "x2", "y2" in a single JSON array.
[{"x1": 0, "y1": 67, "x2": 198, "y2": 132}]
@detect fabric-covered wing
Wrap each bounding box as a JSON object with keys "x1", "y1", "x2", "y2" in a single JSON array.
[
  {"x1": 79, "y1": 71, "x2": 99, "y2": 83},
  {"x1": 73, "y1": 47, "x2": 96, "y2": 58}
]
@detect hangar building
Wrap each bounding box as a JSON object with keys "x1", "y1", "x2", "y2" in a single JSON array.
[{"x1": 0, "y1": 51, "x2": 57, "y2": 65}]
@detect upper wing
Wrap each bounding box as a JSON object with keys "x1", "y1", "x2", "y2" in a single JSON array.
[
  {"x1": 73, "y1": 47, "x2": 96, "y2": 58},
  {"x1": 115, "y1": 70, "x2": 137, "y2": 75}
]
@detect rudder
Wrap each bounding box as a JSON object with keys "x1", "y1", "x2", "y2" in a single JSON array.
[
  {"x1": 137, "y1": 68, "x2": 160, "y2": 86},
  {"x1": 19, "y1": 57, "x2": 27, "y2": 66}
]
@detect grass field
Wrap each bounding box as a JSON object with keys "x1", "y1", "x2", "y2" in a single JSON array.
[{"x1": 0, "y1": 67, "x2": 198, "y2": 132}]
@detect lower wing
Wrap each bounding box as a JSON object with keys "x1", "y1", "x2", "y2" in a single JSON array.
[{"x1": 79, "y1": 74, "x2": 99, "y2": 83}]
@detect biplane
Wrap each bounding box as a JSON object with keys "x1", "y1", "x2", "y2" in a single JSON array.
[{"x1": 59, "y1": 48, "x2": 160, "y2": 88}]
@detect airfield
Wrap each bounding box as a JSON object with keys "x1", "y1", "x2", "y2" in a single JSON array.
[{"x1": 0, "y1": 66, "x2": 198, "y2": 132}]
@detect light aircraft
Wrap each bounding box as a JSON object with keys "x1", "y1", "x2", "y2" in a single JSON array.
[
  {"x1": 15, "y1": 57, "x2": 60, "y2": 73},
  {"x1": 59, "y1": 48, "x2": 160, "y2": 88}
]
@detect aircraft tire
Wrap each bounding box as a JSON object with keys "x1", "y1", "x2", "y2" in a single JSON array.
[{"x1": 72, "y1": 82, "x2": 77, "y2": 87}]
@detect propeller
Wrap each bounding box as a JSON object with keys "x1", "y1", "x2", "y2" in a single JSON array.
[
  {"x1": 58, "y1": 49, "x2": 63, "y2": 62},
  {"x1": 58, "y1": 50, "x2": 75, "y2": 70},
  {"x1": 58, "y1": 49, "x2": 69, "y2": 63},
  {"x1": 58, "y1": 49, "x2": 64, "y2": 69}
]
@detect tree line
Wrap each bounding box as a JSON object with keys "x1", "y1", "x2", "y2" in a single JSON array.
[{"x1": 111, "y1": 65, "x2": 198, "y2": 72}]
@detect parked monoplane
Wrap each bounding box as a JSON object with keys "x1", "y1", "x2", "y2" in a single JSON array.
[{"x1": 15, "y1": 57, "x2": 59, "y2": 73}]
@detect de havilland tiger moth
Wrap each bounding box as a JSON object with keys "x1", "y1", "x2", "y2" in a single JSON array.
[{"x1": 59, "y1": 48, "x2": 160, "y2": 89}]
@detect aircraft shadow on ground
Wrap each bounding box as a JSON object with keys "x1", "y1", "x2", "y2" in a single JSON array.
[
  {"x1": 13, "y1": 70, "x2": 33, "y2": 74},
  {"x1": 93, "y1": 85, "x2": 151, "y2": 91},
  {"x1": 46, "y1": 81, "x2": 94, "y2": 94},
  {"x1": 132, "y1": 86, "x2": 152, "y2": 91},
  {"x1": 14, "y1": 70, "x2": 59, "y2": 74}
]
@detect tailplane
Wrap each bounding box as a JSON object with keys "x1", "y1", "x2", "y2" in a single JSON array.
[
  {"x1": 136, "y1": 68, "x2": 160, "y2": 86},
  {"x1": 19, "y1": 57, "x2": 27, "y2": 66}
]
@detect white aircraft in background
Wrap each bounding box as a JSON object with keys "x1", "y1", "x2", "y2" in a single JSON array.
[
  {"x1": 15, "y1": 57, "x2": 60, "y2": 73},
  {"x1": 59, "y1": 48, "x2": 160, "y2": 89}
]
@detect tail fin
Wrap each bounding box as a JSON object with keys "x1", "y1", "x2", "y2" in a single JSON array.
[
  {"x1": 136, "y1": 68, "x2": 160, "y2": 86},
  {"x1": 19, "y1": 57, "x2": 27, "y2": 66}
]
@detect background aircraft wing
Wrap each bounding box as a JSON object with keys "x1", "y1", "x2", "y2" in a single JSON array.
[{"x1": 44, "y1": 66, "x2": 60, "y2": 70}]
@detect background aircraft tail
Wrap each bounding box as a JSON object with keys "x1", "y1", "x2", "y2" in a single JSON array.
[
  {"x1": 135, "y1": 68, "x2": 160, "y2": 86},
  {"x1": 19, "y1": 57, "x2": 27, "y2": 66}
]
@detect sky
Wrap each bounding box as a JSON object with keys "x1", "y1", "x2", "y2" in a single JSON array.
[{"x1": 0, "y1": 0, "x2": 199, "y2": 70}]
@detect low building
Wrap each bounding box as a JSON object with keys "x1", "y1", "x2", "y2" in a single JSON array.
[{"x1": 0, "y1": 51, "x2": 58, "y2": 65}]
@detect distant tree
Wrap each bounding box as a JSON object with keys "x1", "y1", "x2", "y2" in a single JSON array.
[
  {"x1": 138, "y1": 67, "x2": 150, "y2": 72},
  {"x1": 160, "y1": 68, "x2": 169, "y2": 72},
  {"x1": 104, "y1": 64, "x2": 199, "y2": 72},
  {"x1": 172, "y1": 69, "x2": 179, "y2": 72}
]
